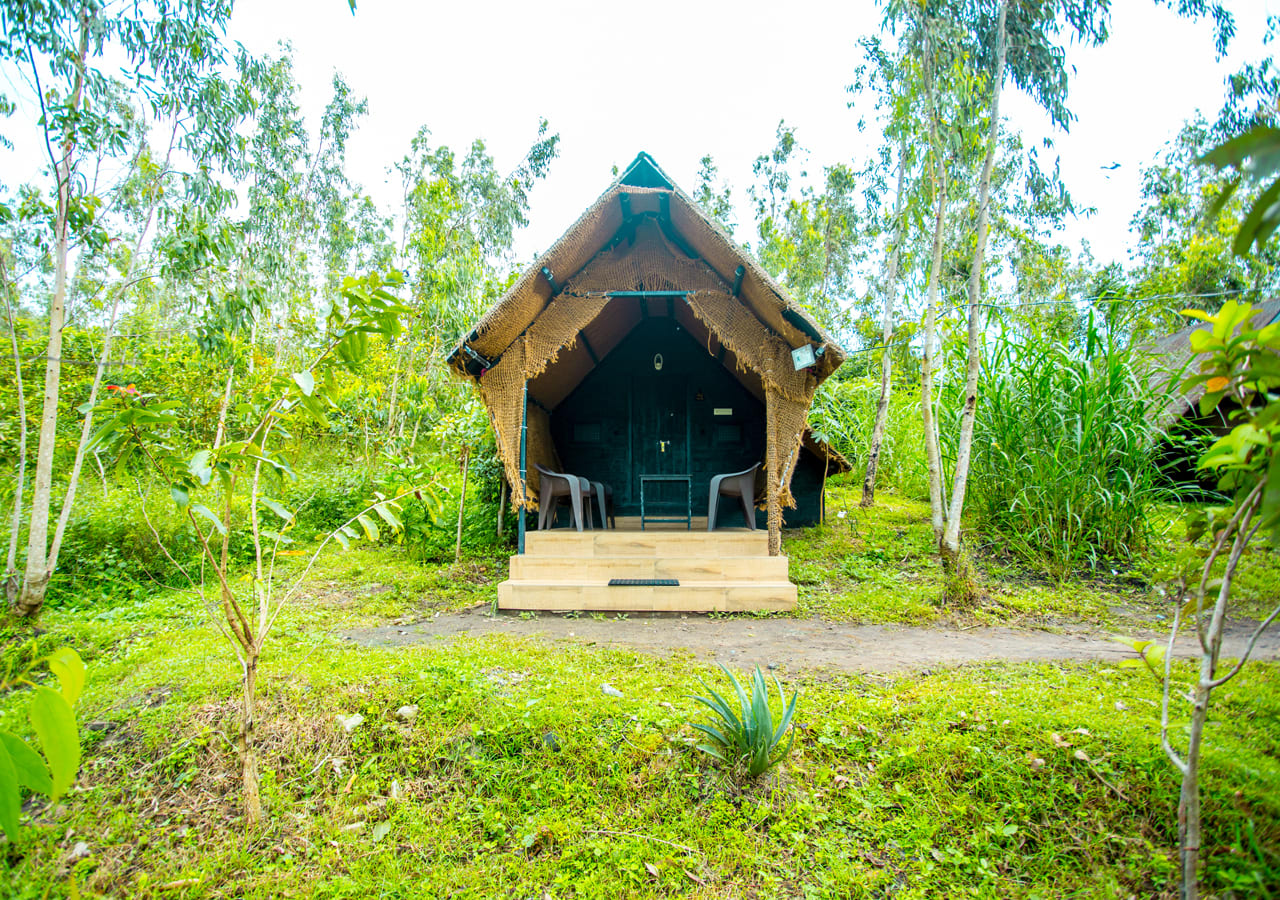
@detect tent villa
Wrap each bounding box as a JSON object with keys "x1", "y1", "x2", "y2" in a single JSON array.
[{"x1": 446, "y1": 153, "x2": 847, "y2": 611}]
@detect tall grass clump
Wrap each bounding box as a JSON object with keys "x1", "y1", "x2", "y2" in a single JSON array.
[
  {"x1": 809, "y1": 377, "x2": 928, "y2": 499},
  {"x1": 947, "y1": 317, "x2": 1179, "y2": 577}
]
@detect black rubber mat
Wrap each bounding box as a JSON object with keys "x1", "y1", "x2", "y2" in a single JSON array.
[{"x1": 607, "y1": 578, "x2": 680, "y2": 587}]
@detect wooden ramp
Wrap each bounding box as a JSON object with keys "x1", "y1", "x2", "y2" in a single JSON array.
[{"x1": 498, "y1": 529, "x2": 797, "y2": 612}]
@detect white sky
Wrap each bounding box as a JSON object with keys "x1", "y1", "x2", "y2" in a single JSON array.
[
  {"x1": 4, "y1": 0, "x2": 1277, "y2": 272},
  {"x1": 223, "y1": 0, "x2": 1275, "y2": 270}
]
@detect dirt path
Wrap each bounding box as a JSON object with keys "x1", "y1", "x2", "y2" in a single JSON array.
[{"x1": 342, "y1": 609, "x2": 1280, "y2": 674}]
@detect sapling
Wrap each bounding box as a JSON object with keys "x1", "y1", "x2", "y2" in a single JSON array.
[
  {"x1": 0, "y1": 646, "x2": 84, "y2": 842},
  {"x1": 89, "y1": 272, "x2": 411, "y2": 826},
  {"x1": 1126, "y1": 300, "x2": 1280, "y2": 900}
]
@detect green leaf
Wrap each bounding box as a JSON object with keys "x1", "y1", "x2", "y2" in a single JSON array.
[
  {"x1": 190, "y1": 503, "x2": 228, "y2": 536},
  {"x1": 1233, "y1": 179, "x2": 1280, "y2": 256},
  {"x1": 189, "y1": 450, "x2": 214, "y2": 486},
  {"x1": 0, "y1": 733, "x2": 52, "y2": 795},
  {"x1": 85, "y1": 413, "x2": 124, "y2": 451},
  {"x1": 292, "y1": 371, "x2": 316, "y2": 397},
  {"x1": 0, "y1": 740, "x2": 19, "y2": 841},
  {"x1": 1199, "y1": 126, "x2": 1280, "y2": 169},
  {"x1": 29, "y1": 688, "x2": 79, "y2": 802},
  {"x1": 171, "y1": 484, "x2": 190, "y2": 508},
  {"x1": 332, "y1": 529, "x2": 350, "y2": 550},
  {"x1": 356, "y1": 514, "x2": 379, "y2": 542},
  {"x1": 46, "y1": 648, "x2": 85, "y2": 707},
  {"x1": 259, "y1": 497, "x2": 294, "y2": 523},
  {"x1": 372, "y1": 502, "x2": 401, "y2": 531}
]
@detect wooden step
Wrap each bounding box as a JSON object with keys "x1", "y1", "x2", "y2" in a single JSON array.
[
  {"x1": 509, "y1": 554, "x2": 789, "y2": 582},
  {"x1": 497, "y1": 580, "x2": 797, "y2": 612},
  {"x1": 523, "y1": 530, "x2": 769, "y2": 558}
]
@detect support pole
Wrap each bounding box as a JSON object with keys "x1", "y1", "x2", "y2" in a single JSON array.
[
  {"x1": 765, "y1": 388, "x2": 781, "y2": 556},
  {"x1": 518, "y1": 381, "x2": 528, "y2": 554}
]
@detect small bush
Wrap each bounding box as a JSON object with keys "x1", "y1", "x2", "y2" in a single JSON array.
[
  {"x1": 49, "y1": 485, "x2": 254, "y2": 605},
  {"x1": 286, "y1": 465, "x2": 378, "y2": 536},
  {"x1": 690, "y1": 665, "x2": 798, "y2": 779}
]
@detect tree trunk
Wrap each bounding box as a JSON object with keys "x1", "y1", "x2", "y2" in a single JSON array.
[
  {"x1": 16, "y1": 17, "x2": 90, "y2": 617},
  {"x1": 1179, "y1": 680, "x2": 1207, "y2": 900},
  {"x1": 239, "y1": 651, "x2": 262, "y2": 827},
  {"x1": 765, "y1": 390, "x2": 782, "y2": 556},
  {"x1": 862, "y1": 135, "x2": 908, "y2": 508},
  {"x1": 497, "y1": 475, "x2": 506, "y2": 537},
  {"x1": 455, "y1": 446, "x2": 470, "y2": 562},
  {"x1": 942, "y1": 0, "x2": 1007, "y2": 561},
  {"x1": 213, "y1": 366, "x2": 235, "y2": 449},
  {"x1": 1176, "y1": 501, "x2": 1251, "y2": 899},
  {"x1": 919, "y1": 16, "x2": 948, "y2": 549},
  {"x1": 2, "y1": 261, "x2": 27, "y2": 604},
  {"x1": 47, "y1": 287, "x2": 125, "y2": 574}
]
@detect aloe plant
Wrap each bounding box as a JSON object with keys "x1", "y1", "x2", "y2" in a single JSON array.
[{"x1": 689, "y1": 665, "x2": 798, "y2": 778}]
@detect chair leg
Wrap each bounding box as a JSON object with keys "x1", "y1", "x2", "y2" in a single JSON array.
[
  {"x1": 591, "y1": 482, "x2": 607, "y2": 530},
  {"x1": 568, "y1": 481, "x2": 584, "y2": 532},
  {"x1": 707, "y1": 477, "x2": 721, "y2": 532},
  {"x1": 739, "y1": 491, "x2": 755, "y2": 530},
  {"x1": 538, "y1": 484, "x2": 551, "y2": 530}
]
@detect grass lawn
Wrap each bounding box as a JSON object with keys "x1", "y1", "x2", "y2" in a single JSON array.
[{"x1": 3, "y1": 488, "x2": 1279, "y2": 897}]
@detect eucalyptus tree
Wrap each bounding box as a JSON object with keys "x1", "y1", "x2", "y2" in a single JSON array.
[
  {"x1": 693, "y1": 153, "x2": 735, "y2": 235},
  {"x1": 0, "y1": 0, "x2": 261, "y2": 617},
  {"x1": 749, "y1": 126, "x2": 865, "y2": 343},
  {"x1": 390, "y1": 124, "x2": 558, "y2": 438},
  {"x1": 885, "y1": 0, "x2": 1169, "y2": 599},
  {"x1": 848, "y1": 34, "x2": 928, "y2": 508}
]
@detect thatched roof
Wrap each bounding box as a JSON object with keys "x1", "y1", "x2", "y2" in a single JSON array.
[
  {"x1": 446, "y1": 152, "x2": 845, "y2": 390},
  {"x1": 1153, "y1": 298, "x2": 1280, "y2": 423}
]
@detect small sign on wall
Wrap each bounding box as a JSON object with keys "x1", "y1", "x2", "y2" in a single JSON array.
[
  {"x1": 791, "y1": 344, "x2": 816, "y2": 370},
  {"x1": 713, "y1": 407, "x2": 732, "y2": 416}
]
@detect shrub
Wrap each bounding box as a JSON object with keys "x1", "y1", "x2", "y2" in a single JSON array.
[
  {"x1": 943, "y1": 317, "x2": 1178, "y2": 577},
  {"x1": 285, "y1": 465, "x2": 378, "y2": 536},
  {"x1": 49, "y1": 486, "x2": 208, "y2": 605},
  {"x1": 689, "y1": 665, "x2": 798, "y2": 779},
  {"x1": 809, "y1": 377, "x2": 928, "y2": 499}
]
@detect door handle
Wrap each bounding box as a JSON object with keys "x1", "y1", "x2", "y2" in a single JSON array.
[{"x1": 658, "y1": 440, "x2": 669, "y2": 453}]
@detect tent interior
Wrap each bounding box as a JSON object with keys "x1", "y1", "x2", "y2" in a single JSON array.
[{"x1": 529, "y1": 286, "x2": 839, "y2": 528}]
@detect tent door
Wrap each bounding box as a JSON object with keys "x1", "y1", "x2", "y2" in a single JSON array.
[{"x1": 630, "y1": 374, "x2": 689, "y2": 506}]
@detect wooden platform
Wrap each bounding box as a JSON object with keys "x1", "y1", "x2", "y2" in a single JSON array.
[{"x1": 497, "y1": 526, "x2": 797, "y2": 612}]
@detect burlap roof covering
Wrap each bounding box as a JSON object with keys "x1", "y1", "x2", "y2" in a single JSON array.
[{"x1": 452, "y1": 155, "x2": 846, "y2": 554}]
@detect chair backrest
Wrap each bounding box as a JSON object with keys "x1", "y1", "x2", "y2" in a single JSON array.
[{"x1": 533, "y1": 462, "x2": 580, "y2": 491}]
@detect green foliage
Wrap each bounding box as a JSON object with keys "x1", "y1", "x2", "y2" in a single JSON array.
[
  {"x1": 946, "y1": 317, "x2": 1176, "y2": 576},
  {"x1": 0, "y1": 647, "x2": 83, "y2": 842},
  {"x1": 1202, "y1": 125, "x2": 1280, "y2": 267},
  {"x1": 689, "y1": 665, "x2": 798, "y2": 779},
  {"x1": 1181, "y1": 300, "x2": 1280, "y2": 544},
  {"x1": 6, "y1": 589, "x2": 1280, "y2": 898},
  {"x1": 285, "y1": 465, "x2": 377, "y2": 536},
  {"x1": 810, "y1": 377, "x2": 927, "y2": 499}
]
